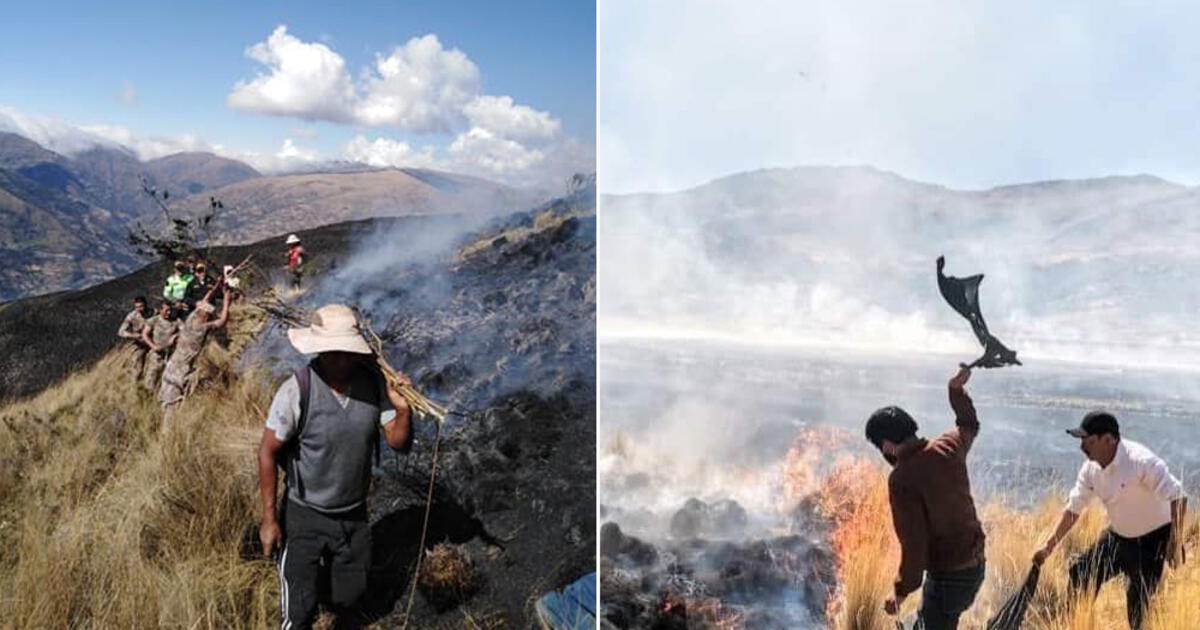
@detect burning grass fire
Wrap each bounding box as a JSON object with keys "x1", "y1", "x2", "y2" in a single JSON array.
[{"x1": 601, "y1": 424, "x2": 1200, "y2": 630}]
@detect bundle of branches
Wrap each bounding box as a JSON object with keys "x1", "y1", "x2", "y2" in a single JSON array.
[
  {"x1": 361, "y1": 319, "x2": 449, "y2": 423},
  {"x1": 249, "y1": 296, "x2": 448, "y2": 423},
  {"x1": 249, "y1": 288, "x2": 308, "y2": 328}
]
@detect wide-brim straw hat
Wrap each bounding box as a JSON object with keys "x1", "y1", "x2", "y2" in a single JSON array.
[
  {"x1": 286, "y1": 234, "x2": 301, "y2": 245},
  {"x1": 287, "y1": 304, "x2": 372, "y2": 355}
]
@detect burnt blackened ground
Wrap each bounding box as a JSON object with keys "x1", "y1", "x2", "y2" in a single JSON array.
[
  {"x1": 0, "y1": 215, "x2": 462, "y2": 401},
  {"x1": 599, "y1": 518, "x2": 835, "y2": 630}
]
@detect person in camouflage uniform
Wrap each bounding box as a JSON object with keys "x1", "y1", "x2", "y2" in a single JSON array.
[
  {"x1": 116, "y1": 296, "x2": 152, "y2": 384},
  {"x1": 158, "y1": 281, "x2": 230, "y2": 419},
  {"x1": 141, "y1": 300, "x2": 181, "y2": 391}
]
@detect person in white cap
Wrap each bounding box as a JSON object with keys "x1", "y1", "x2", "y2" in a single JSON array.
[
  {"x1": 285, "y1": 233, "x2": 307, "y2": 290},
  {"x1": 222, "y1": 264, "x2": 243, "y2": 301},
  {"x1": 257, "y1": 304, "x2": 413, "y2": 629}
]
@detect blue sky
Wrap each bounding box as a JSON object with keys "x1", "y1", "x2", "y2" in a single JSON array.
[
  {"x1": 600, "y1": 0, "x2": 1200, "y2": 193},
  {"x1": 0, "y1": 0, "x2": 594, "y2": 187}
]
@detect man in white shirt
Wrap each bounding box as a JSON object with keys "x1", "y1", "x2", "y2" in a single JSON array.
[{"x1": 1032, "y1": 411, "x2": 1188, "y2": 629}]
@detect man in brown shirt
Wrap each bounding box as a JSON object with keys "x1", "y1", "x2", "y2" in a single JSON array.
[{"x1": 865, "y1": 366, "x2": 985, "y2": 630}]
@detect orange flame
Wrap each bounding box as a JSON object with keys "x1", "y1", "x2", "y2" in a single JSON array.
[{"x1": 816, "y1": 457, "x2": 897, "y2": 621}]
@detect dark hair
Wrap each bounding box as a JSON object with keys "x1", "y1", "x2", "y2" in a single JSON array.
[
  {"x1": 1083, "y1": 411, "x2": 1121, "y2": 439},
  {"x1": 865, "y1": 406, "x2": 919, "y2": 448},
  {"x1": 133, "y1": 295, "x2": 147, "y2": 304}
]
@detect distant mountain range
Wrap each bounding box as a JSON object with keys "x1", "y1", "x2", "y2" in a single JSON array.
[
  {"x1": 0, "y1": 131, "x2": 540, "y2": 300},
  {"x1": 168, "y1": 167, "x2": 532, "y2": 246},
  {"x1": 601, "y1": 166, "x2": 1200, "y2": 368}
]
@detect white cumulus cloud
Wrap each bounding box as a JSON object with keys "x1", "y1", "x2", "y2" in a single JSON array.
[
  {"x1": 81, "y1": 124, "x2": 212, "y2": 160},
  {"x1": 225, "y1": 26, "x2": 592, "y2": 188},
  {"x1": 353, "y1": 34, "x2": 480, "y2": 132},
  {"x1": 0, "y1": 106, "x2": 120, "y2": 155},
  {"x1": 339, "y1": 130, "x2": 596, "y2": 190},
  {"x1": 227, "y1": 25, "x2": 357, "y2": 123},
  {"x1": 276, "y1": 138, "x2": 320, "y2": 162},
  {"x1": 462, "y1": 95, "x2": 560, "y2": 143},
  {"x1": 448, "y1": 127, "x2": 545, "y2": 175},
  {"x1": 343, "y1": 135, "x2": 437, "y2": 169}
]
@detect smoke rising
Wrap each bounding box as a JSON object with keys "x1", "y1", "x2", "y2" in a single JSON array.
[
  {"x1": 600, "y1": 167, "x2": 1200, "y2": 371},
  {"x1": 599, "y1": 169, "x2": 1200, "y2": 627}
]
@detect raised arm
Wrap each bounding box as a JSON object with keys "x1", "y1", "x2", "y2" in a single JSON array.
[
  {"x1": 948, "y1": 366, "x2": 979, "y2": 451},
  {"x1": 382, "y1": 374, "x2": 414, "y2": 452},
  {"x1": 202, "y1": 274, "x2": 223, "y2": 303},
  {"x1": 206, "y1": 284, "x2": 231, "y2": 330}
]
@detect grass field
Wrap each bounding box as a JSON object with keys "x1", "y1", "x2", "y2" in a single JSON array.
[
  {"x1": 823, "y1": 457, "x2": 1200, "y2": 630},
  {"x1": 0, "y1": 304, "x2": 283, "y2": 629}
]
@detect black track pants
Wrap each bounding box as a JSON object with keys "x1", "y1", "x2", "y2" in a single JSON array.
[{"x1": 278, "y1": 501, "x2": 371, "y2": 630}]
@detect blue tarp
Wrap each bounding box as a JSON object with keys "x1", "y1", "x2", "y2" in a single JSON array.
[{"x1": 535, "y1": 572, "x2": 596, "y2": 630}]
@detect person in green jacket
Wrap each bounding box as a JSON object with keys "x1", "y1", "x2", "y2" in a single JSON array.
[{"x1": 163, "y1": 260, "x2": 195, "y2": 306}]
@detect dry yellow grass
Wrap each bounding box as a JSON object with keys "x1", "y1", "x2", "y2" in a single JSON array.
[
  {"x1": 0, "y1": 304, "x2": 279, "y2": 629},
  {"x1": 420, "y1": 544, "x2": 479, "y2": 597},
  {"x1": 0, "y1": 302, "x2": 503, "y2": 629},
  {"x1": 455, "y1": 204, "x2": 592, "y2": 265},
  {"x1": 824, "y1": 455, "x2": 1200, "y2": 630}
]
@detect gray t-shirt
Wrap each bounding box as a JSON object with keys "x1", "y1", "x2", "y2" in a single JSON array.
[{"x1": 266, "y1": 373, "x2": 396, "y2": 441}]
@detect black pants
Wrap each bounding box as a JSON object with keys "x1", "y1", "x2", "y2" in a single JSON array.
[
  {"x1": 278, "y1": 501, "x2": 371, "y2": 630},
  {"x1": 917, "y1": 562, "x2": 985, "y2": 630},
  {"x1": 1069, "y1": 524, "x2": 1171, "y2": 630}
]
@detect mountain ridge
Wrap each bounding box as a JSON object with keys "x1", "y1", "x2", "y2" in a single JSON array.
[{"x1": 0, "y1": 132, "x2": 543, "y2": 301}]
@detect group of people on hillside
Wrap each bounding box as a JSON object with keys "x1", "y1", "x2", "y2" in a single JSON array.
[
  {"x1": 116, "y1": 233, "x2": 311, "y2": 420},
  {"x1": 868, "y1": 367, "x2": 1188, "y2": 630},
  {"x1": 116, "y1": 259, "x2": 234, "y2": 420}
]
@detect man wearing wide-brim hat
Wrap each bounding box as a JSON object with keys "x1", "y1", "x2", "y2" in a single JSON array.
[
  {"x1": 1033, "y1": 411, "x2": 1188, "y2": 630},
  {"x1": 257, "y1": 304, "x2": 413, "y2": 629}
]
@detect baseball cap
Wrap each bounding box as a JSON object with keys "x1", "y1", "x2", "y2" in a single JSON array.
[{"x1": 1066, "y1": 411, "x2": 1120, "y2": 438}]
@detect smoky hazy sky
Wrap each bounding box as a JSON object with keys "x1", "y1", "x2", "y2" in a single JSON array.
[{"x1": 599, "y1": 0, "x2": 1200, "y2": 194}]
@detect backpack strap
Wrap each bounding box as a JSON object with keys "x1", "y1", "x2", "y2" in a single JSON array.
[
  {"x1": 370, "y1": 368, "x2": 382, "y2": 468},
  {"x1": 287, "y1": 363, "x2": 313, "y2": 500}
]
